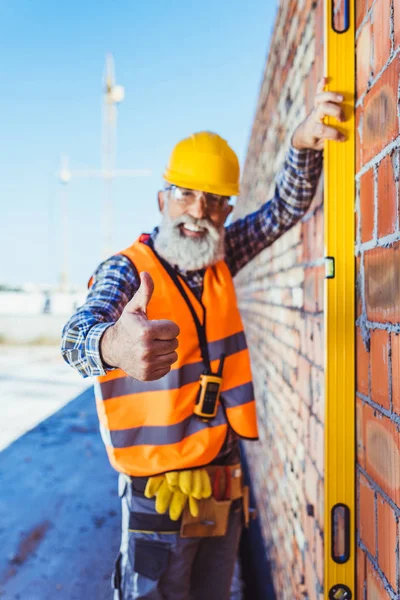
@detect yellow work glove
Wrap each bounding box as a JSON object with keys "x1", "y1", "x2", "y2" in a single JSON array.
[
  {"x1": 144, "y1": 475, "x2": 164, "y2": 498},
  {"x1": 144, "y1": 474, "x2": 186, "y2": 520},
  {"x1": 167, "y1": 469, "x2": 212, "y2": 519},
  {"x1": 145, "y1": 469, "x2": 212, "y2": 521}
]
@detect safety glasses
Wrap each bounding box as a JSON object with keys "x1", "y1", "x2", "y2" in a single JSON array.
[{"x1": 165, "y1": 185, "x2": 231, "y2": 213}]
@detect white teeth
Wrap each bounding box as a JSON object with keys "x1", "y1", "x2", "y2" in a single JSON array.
[{"x1": 183, "y1": 224, "x2": 205, "y2": 232}]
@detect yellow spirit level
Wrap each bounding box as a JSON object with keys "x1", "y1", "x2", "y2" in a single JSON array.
[{"x1": 324, "y1": 1, "x2": 356, "y2": 599}]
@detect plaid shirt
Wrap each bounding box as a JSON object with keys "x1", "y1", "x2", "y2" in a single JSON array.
[{"x1": 61, "y1": 144, "x2": 322, "y2": 461}]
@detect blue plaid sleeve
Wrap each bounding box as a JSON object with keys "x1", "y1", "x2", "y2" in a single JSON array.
[
  {"x1": 61, "y1": 254, "x2": 140, "y2": 378},
  {"x1": 225, "y1": 144, "x2": 323, "y2": 276}
]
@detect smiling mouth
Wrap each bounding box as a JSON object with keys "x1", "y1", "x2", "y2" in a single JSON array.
[{"x1": 180, "y1": 224, "x2": 208, "y2": 237}]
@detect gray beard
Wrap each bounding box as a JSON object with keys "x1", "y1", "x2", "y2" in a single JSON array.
[{"x1": 153, "y1": 213, "x2": 225, "y2": 271}]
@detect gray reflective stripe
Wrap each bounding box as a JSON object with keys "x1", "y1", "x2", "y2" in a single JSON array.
[
  {"x1": 99, "y1": 330, "x2": 248, "y2": 401},
  {"x1": 103, "y1": 381, "x2": 254, "y2": 449},
  {"x1": 208, "y1": 331, "x2": 247, "y2": 362},
  {"x1": 99, "y1": 361, "x2": 204, "y2": 400},
  {"x1": 109, "y1": 405, "x2": 227, "y2": 449},
  {"x1": 221, "y1": 381, "x2": 254, "y2": 407}
]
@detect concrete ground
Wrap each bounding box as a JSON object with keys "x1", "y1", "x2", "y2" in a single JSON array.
[
  {"x1": 0, "y1": 346, "x2": 120, "y2": 599},
  {"x1": 0, "y1": 346, "x2": 249, "y2": 600},
  {"x1": 0, "y1": 346, "x2": 89, "y2": 451}
]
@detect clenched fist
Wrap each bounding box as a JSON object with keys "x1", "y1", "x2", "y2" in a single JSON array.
[{"x1": 101, "y1": 271, "x2": 180, "y2": 381}]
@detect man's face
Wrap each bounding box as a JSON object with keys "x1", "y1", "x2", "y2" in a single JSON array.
[
  {"x1": 159, "y1": 187, "x2": 233, "y2": 232},
  {"x1": 154, "y1": 186, "x2": 234, "y2": 271}
]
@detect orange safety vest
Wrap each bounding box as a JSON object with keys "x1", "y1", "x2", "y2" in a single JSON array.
[{"x1": 94, "y1": 235, "x2": 259, "y2": 477}]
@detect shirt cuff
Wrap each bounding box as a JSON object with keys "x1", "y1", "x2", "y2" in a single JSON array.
[
  {"x1": 287, "y1": 141, "x2": 323, "y2": 175},
  {"x1": 84, "y1": 322, "x2": 116, "y2": 377}
]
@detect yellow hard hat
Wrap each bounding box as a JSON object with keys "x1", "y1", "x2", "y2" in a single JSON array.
[{"x1": 163, "y1": 131, "x2": 240, "y2": 196}]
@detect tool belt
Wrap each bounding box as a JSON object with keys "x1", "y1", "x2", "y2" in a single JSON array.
[
  {"x1": 180, "y1": 463, "x2": 250, "y2": 538},
  {"x1": 128, "y1": 463, "x2": 251, "y2": 538}
]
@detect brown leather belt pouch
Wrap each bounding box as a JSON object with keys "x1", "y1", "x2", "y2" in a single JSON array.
[{"x1": 180, "y1": 463, "x2": 249, "y2": 538}]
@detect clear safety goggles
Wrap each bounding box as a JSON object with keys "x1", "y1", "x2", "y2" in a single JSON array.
[{"x1": 165, "y1": 185, "x2": 231, "y2": 213}]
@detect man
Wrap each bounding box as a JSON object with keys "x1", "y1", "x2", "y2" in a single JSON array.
[{"x1": 62, "y1": 77, "x2": 345, "y2": 599}]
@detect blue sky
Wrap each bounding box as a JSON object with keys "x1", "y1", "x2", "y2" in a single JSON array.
[{"x1": 0, "y1": 0, "x2": 277, "y2": 286}]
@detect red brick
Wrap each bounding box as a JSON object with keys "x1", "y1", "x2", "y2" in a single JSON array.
[
  {"x1": 315, "y1": 265, "x2": 324, "y2": 313},
  {"x1": 372, "y1": 0, "x2": 392, "y2": 74},
  {"x1": 302, "y1": 220, "x2": 315, "y2": 263},
  {"x1": 365, "y1": 410, "x2": 400, "y2": 504},
  {"x1": 356, "y1": 547, "x2": 366, "y2": 600},
  {"x1": 366, "y1": 559, "x2": 391, "y2": 599},
  {"x1": 315, "y1": 529, "x2": 323, "y2": 585},
  {"x1": 315, "y1": 420, "x2": 324, "y2": 475},
  {"x1": 357, "y1": 398, "x2": 366, "y2": 467},
  {"x1": 299, "y1": 317, "x2": 307, "y2": 355},
  {"x1": 303, "y1": 317, "x2": 315, "y2": 363},
  {"x1": 313, "y1": 318, "x2": 324, "y2": 370},
  {"x1": 315, "y1": 0, "x2": 324, "y2": 67},
  {"x1": 356, "y1": 208, "x2": 360, "y2": 246},
  {"x1": 364, "y1": 243, "x2": 400, "y2": 323},
  {"x1": 305, "y1": 455, "x2": 319, "y2": 507},
  {"x1": 377, "y1": 154, "x2": 397, "y2": 237},
  {"x1": 394, "y1": 0, "x2": 400, "y2": 50},
  {"x1": 305, "y1": 555, "x2": 318, "y2": 600},
  {"x1": 360, "y1": 168, "x2": 375, "y2": 242},
  {"x1": 377, "y1": 495, "x2": 398, "y2": 590},
  {"x1": 297, "y1": 356, "x2": 311, "y2": 406},
  {"x1": 361, "y1": 57, "x2": 400, "y2": 165},
  {"x1": 311, "y1": 366, "x2": 324, "y2": 423},
  {"x1": 305, "y1": 62, "x2": 317, "y2": 114},
  {"x1": 356, "y1": 0, "x2": 369, "y2": 29},
  {"x1": 370, "y1": 329, "x2": 390, "y2": 409},
  {"x1": 359, "y1": 473, "x2": 376, "y2": 555},
  {"x1": 356, "y1": 256, "x2": 363, "y2": 318},
  {"x1": 356, "y1": 105, "x2": 362, "y2": 171},
  {"x1": 356, "y1": 20, "x2": 372, "y2": 97},
  {"x1": 356, "y1": 327, "x2": 370, "y2": 396},
  {"x1": 392, "y1": 333, "x2": 400, "y2": 414},
  {"x1": 316, "y1": 476, "x2": 324, "y2": 531}
]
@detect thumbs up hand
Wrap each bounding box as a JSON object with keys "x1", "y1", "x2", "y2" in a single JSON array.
[{"x1": 100, "y1": 272, "x2": 180, "y2": 381}]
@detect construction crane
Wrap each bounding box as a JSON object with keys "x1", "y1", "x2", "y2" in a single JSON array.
[{"x1": 57, "y1": 54, "x2": 151, "y2": 291}]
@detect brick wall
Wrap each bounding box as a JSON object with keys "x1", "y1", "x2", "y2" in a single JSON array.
[
  {"x1": 236, "y1": 1, "x2": 400, "y2": 599},
  {"x1": 355, "y1": 0, "x2": 400, "y2": 598},
  {"x1": 236, "y1": 2, "x2": 325, "y2": 597}
]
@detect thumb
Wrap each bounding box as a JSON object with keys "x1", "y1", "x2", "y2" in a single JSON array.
[{"x1": 125, "y1": 271, "x2": 154, "y2": 315}]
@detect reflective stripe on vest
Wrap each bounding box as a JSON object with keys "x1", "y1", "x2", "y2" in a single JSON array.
[{"x1": 94, "y1": 236, "x2": 259, "y2": 476}]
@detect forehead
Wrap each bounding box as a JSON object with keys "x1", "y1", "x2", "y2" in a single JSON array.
[{"x1": 168, "y1": 185, "x2": 229, "y2": 199}]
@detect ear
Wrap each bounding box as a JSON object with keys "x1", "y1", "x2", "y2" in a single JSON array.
[
  {"x1": 223, "y1": 204, "x2": 234, "y2": 222},
  {"x1": 158, "y1": 191, "x2": 165, "y2": 214}
]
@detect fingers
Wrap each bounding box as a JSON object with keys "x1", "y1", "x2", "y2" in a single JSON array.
[
  {"x1": 314, "y1": 122, "x2": 346, "y2": 142},
  {"x1": 151, "y1": 338, "x2": 179, "y2": 357},
  {"x1": 155, "y1": 351, "x2": 179, "y2": 368},
  {"x1": 150, "y1": 366, "x2": 174, "y2": 380},
  {"x1": 125, "y1": 271, "x2": 155, "y2": 315},
  {"x1": 315, "y1": 91, "x2": 344, "y2": 105},
  {"x1": 316, "y1": 76, "x2": 327, "y2": 95},
  {"x1": 151, "y1": 319, "x2": 180, "y2": 341},
  {"x1": 315, "y1": 77, "x2": 344, "y2": 103},
  {"x1": 315, "y1": 101, "x2": 345, "y2": 123}
]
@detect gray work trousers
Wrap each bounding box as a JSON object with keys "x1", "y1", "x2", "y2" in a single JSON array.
[{"x1": 112, "y1": 474, "x2": 243, "y2": 600}]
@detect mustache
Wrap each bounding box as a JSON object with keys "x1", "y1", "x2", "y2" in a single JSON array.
[{"x1": 172, "y1": 214, "x2": 219, "y2": 234}]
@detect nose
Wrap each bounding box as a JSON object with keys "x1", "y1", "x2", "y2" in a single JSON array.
[{"x1": 187, "y1": 195, "x2": 208, "y2": 220}]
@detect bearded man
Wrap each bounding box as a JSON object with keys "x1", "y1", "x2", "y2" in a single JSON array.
[{"x1": 61, "y1": 78, "x2": 345, "y2": 600}]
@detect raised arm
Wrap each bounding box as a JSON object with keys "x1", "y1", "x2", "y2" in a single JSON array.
[{"x1": 224, "y1": 144, "x2": 323, "y2": 276}]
